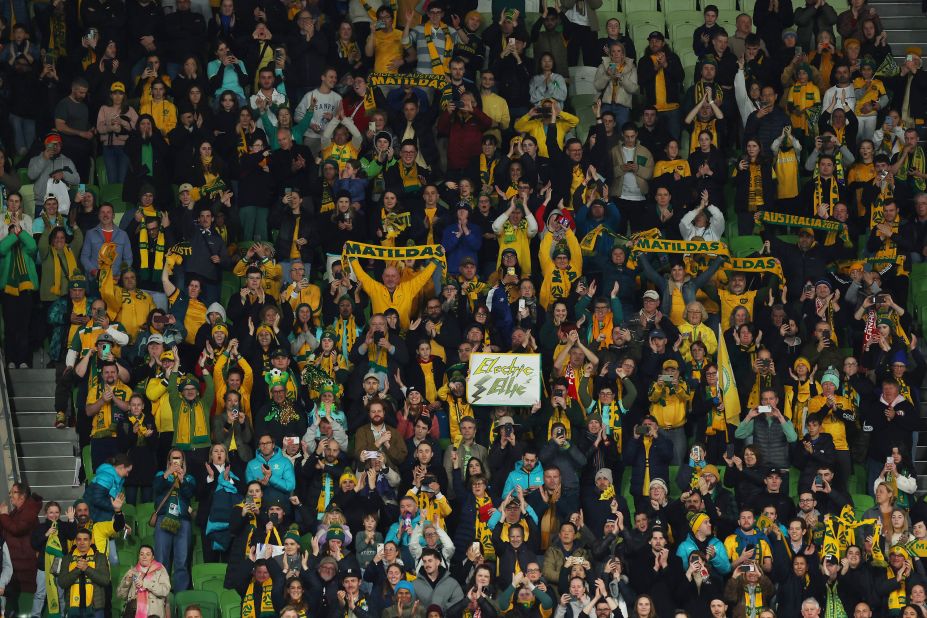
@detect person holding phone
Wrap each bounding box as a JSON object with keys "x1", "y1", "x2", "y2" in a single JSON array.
[{"x1": 151, "y1": 448, "x2": 196, "y2": 591}]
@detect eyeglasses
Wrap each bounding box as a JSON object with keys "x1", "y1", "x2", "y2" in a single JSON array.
[{"x1": 259, "y1": 440, "x2": 274, "y2": 446}]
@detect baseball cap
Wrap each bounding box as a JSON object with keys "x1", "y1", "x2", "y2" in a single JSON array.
[{"x1": 643, "y1": 290, "x2": 660, "y2": 301}]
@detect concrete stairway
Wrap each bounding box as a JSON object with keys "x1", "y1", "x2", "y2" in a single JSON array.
[
  {"x1": 869, "y1": 0, "x2": 927, "y2": 62},
  {"x1": 7, "y1": 368, "x2": 83, "y2": 507}
]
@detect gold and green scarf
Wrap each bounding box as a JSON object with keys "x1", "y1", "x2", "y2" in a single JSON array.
[
  {"x1": 67, "y1": 550, "x2": 96, "y2": 613},
  {"x1": 242, "y1": 578, "x2": 275, "y2": 618},
  {"x1": 138, "y1": 227, "x2": 166, "y2": 280},
  {"x1": 423, "y1": 21, "x2": 453, "y2": 75},
  {"x1": 45, "y1": 526, "x2": 64, "y2": 618},
  {"x1": 756, "y1": 211, "x2": 851, "y2": 247}
]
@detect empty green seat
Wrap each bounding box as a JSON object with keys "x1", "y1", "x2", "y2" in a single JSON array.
[{"x1": 174, "y1": 590, "x2": 220, "y2": 618}]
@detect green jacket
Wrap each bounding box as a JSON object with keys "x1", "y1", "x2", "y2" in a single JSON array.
[
  {"x1": 0, "y1": 228, "x2": 39, "y2": 292},
  {"x1": 57, "y1": 549, "x2": 111, "y2": 611}
]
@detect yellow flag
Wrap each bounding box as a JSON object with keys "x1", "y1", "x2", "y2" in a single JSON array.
[{"x1": 717, "y1": 324, "x2": 742, "y2": 426}]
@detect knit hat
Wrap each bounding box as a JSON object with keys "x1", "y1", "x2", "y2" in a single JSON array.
[
  {"x1": 211, "y1": 322, "x2": 229, "y2": 337},
  {"x1": 878, "y1": 317, "x2": 895, "y2": 328},
  {"x1": 284, "y1": 525, "x2": 302, "y2": 544},
  {"x1": 843, "y1": 38, "x2": 860, "y2": 49},
  {"x1": 688, "y1": 511, "x2": 710, "y2": 534},
  {"x1": 339, "y1": 468, "x2": 357, "y2": 485},
  {"x1": 44, "y1": 131, "x2": 62, "y2": 145},
  {"x1": 699, "y1": 464, "x2": 720, "y2": 480},
  {"x1": 649, "y1": 478, "x2": 668, "y2": 494},
  {"x1": 206, "y1": 302, "x2": 227, "y2": 321},
  {"x1": 395, "y1": 581, "x2": 416, "y2": 598},
  {"x1": 793, "y1": 357, "x2": 811, "y2": 372},
  {"x1": 821, "y1": 366, "x2": 840, "y2": 388},
  {"x1": 891, "y1": 351, "x2": 909, "y2": 366},
  {"x1": 595, "y1": 468, "x2": 613, "y2": 484},
  {"x1": 328, "y1": 524, "x2": 346, "y2": 542}
]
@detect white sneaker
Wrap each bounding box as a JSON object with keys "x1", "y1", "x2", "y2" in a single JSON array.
[
  {"x1": 18, "y1": 363, "x2": 28, "y2": 369},
  {"x1": 6, "y1": 362, "x2": 14, "y2": 369}
]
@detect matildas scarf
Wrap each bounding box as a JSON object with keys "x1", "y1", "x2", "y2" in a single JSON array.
[
  {"x1": 242, "y1": 578, "x2": 275, "y2": 618},
  {"x1": 480, "y1": 154, "x2": 498, "y2": 188},
  {"x1": 67, "y1": 550, "x2": 97, "y2": 614},
  {"x1": 424, "y1": 22, "x2": 453, "y2": 75},
  {"x1": 45, "y1": 526, "x2": 64, "y2": 618},
  {"x1": 138, "y1": 227, "x2": 166, "y2": 280}
]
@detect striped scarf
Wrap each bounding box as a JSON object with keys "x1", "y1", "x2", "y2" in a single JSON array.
[{"x1": 4, "y1": 237, "x2": 35, "y2": 295}]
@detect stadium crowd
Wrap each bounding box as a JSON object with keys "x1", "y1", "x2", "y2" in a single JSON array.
[{"x1": 1, "y1": 0, "x2": 927, "y2": 616}]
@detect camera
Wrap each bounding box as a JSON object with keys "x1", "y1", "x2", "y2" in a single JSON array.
[
  {"x1": 375, "y1": 20, "x2": 387, "y2": 30},
  {"x1": 372, "y1": 331, "x2": 384, "y2": 344},
  {"x1": 634, "y1": 424, "x2": 649, "y2": 436},
  {"x1": 536, "y1": 105, "x2": 552, "y2": 118}
]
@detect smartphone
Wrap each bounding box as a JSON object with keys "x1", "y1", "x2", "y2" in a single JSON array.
[
  {"x1": 907, "y1": 54, "x2": 916, "y2": 62},
  {"x1": 814, "y1": 473, "x2": 823, "y2": 486},
  {"x1": 102, "y1": 343, "x2": 112, "y2": 357},
  {"x1": 146, "y1": 61, "x2": 155, "y2": 72},
  {"x1": 518, "y1": 298, "x2": 526, "y2": 313},
  {"x1": 508, "y1": 37, "x2": 516, "y2": 46},
  {"x1": 78, "y1": 183, "x2": 86, "y2": 194},
  {"x1": 274, "y1": 48, "x2": 284, "y2": 61},
  {"x1": 725, "y1": 444, "x2": 736, "y2": 459},
  {"x1": 758, "y1": 405, "x2": 772, "y2": 414},
  {"x1": 886, "y1": 116, "x2": 894, "y2": 128},
  {"x1": 739, "y1": 564, "x2": 754, "y2": 573},
  {"x1": 377, "y1": 543, "x2": 385, "y2": 554},
  {"x1": 471, "y1": 542, "x2": 481, "y2": 553},
  {"x1": 887, "y1": 456, "x2": 895, "y2": 464},
  {"x1": 375, "y1": 20, "x2": 387, "y2": 30},
  {"x1": 795, "y1": 46, "x2": 803, "y2": 56},
  {"x1": 368, "y1": 121, "x2": 376, "y2": 134}
]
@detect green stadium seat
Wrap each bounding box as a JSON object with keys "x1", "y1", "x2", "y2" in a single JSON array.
[
  {"x1": 221, "y1": 589, "x2": 242, "y2": 618},
  {"x1": 629, "y1": 0, "x2": 659, "y2": 9},
  {"x1": 663, "y1": 0, "x2": 698, "y2": 11},
  {"x1": 174, "y1": 590, "x2": 220, "y2": 618},
  {"x1": 95, "y1": 155, "x2": 108, "y2": 186},
  {"x1": 708, "y1": 0, "x2": 738, "y2": 13},
  {"x1": 7, "y1": 592, "x2": 35, "y2": 618},
  {"x1": 134, "y1": 503, "x2": 155, "y2": 531},
  {"x1": 82, "y1": 445, "x2": 94, "y2": 483},
  {"x1": 669, "y1": 19, "x2": 703, "y2": 44},
  {"x1": 17, "y1": 167, "x2": 31, "y2": 186},
  {"x1": 739, "y1": 0, "x2": 756, "y2": 14},
  {"x1": 626, "y1": 10, "x2": 663, "y2": 31},
  {"x1": 679, "y1": 48, "x2": 700, "y2": 68},
  {"x1": 478, "y1": 13, "x2": 492, "y2": 34},
  {"x1": 730, "y1": 235, "x2": 763, "y2": 257},
  {"x1": 524, "y1": 12, "x2": 541, "y2": 28},
  {"x1": 682, "y1": 62, "x2": 697, "y2": 89},
  {"x1": 666, "y1": 10, "x2": 703, "y2": 27},
  {"x1": 600, "y1": 0, "x2": 621, "y2": 10},
  {"x1": 101, "y1": 183, "x2": 124, "y2": 204},
  {"x1": 117, "y1": 547, "x2": 138, "y2": 567},
  {"x1": 19, "y1": 184, "x2": 35, "y2": 218},
  {"x1": 199, "y1": 577, "x2": 227, "y2": 597}
]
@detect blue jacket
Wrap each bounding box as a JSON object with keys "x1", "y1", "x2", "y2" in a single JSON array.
[
  {"x1": 81, "y1": 225, "x2": 133, "y2": 275},
  {"x1": 441, "y1": 222, "x2": 482, "y2": 275},
  {"x1": 245, "y1": 447, "x2": 296, "y2": 503},
  {"x1": 84, "y1": 463, "x2": 125, "y2": 523},
  {"x1": 675, "y1": 533, "x2": 732, "y2": 576},
  {"x1": 501, "y1": 460, "x2": 545, "y2": 500},
  {"x1": 574, "y1": 200, "x2": 622, "y2": 239}
]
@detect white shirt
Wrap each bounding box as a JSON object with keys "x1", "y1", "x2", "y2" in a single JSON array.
[
  {"x1": 294, "y1": 89, "x2": 343, "y2": 139},
  {"x1": 620, "y1": 146, "x2": 645, "y2": 201},
  {"x1": 822, "y1": 85, "x2": 856, "y2": 113}
]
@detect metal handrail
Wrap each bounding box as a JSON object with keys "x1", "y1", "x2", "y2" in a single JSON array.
[{"x1": 0, "y1": 351, "x2": 22, "y2": 492}]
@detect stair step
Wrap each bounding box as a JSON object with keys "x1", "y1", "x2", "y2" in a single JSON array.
[
  {"x1": 883, "y1": 30, "x2": 927, "y2": 45},
  {"x1": 13, "y1": 412, "x2": 60, "y2": 428},
  {"x1": 28, "y1": 486, "x2": 86, "y2": 503},
  {"x1": 6, "y1": 368, "x2": 56, "y2": 383},
  {"x1": 9, "y1": 382, "x2": 56, "y2": 397},
  {"x1": 11, "y1": 397, "x2": 55, "y2": 412},
  {"x1": 880, "y1": 15, "x2": 927, "y2": 28},
  {"x1": 14, "y1": 427, "x2": 76, "y2": 443},
  {"x1": 17, "y1": 441, "x2": 76, "y2": 458},
  {"x1": 22, "y1": 470, "x2": 79, "y2": 487},
  {"x1": 867, "y1": 2, "x2": 926, "y2": 17},
  {"x1": 19, "y1": 455, "x2": 78, "y2": 472}
]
